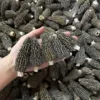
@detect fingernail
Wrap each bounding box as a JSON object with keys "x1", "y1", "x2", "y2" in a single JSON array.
[{"x1": 40, "y1": 26, "x2": 45, "y2": 29}]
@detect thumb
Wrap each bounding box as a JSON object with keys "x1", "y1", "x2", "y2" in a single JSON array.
[{"x1": 26, "y1": 26, "x2": 45, "y2": 38}]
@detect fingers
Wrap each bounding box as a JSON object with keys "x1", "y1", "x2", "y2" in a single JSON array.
[
  {"x1": 63, "y1": 31, "x2": 71, "y2": 36},
  {"x1": 26, "y1": 62, "x2": 49, "y2": 72},
  {"x1": 38, "y1": 62, "x2": 49, "y2": 70},
  {"x1": 26, "y1": 26, "x2": 45, "y2": 38},
  {"x1": 17, "y1": 26, "x2": 44, "y2": 44},
  {"x1": 11, "y1": 35, "x2": 28, "y2": 53},
  {"x1": 63, "y1": 31, "x2": 78, "y2": 40},
  {"x1": 16, "y1": 27, "x2": 44, "y2": 48},
  {"x1": 72, "y1": 35, "x2": 78, "y2": 40},
  {"x1": 11, "y1": 27, "x2": 44, "y2": 55},
  {"x1": 36, "y1": 31, "x2": 78, "y2": 47},
  {"x1": 26, "y1": 58, "x2": 64, "y2": 72},
  {"x1": 18, "y1": 29, "x2": 78, "y2": 73}
]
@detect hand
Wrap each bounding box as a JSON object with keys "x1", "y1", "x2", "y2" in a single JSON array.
[
  {"x1": 0, "y1": 27, "x2": 49, "y2": 90},
  {"x1": 10, "y1": 27, "x2": 72, "y2": 74},
  {"x1": 0, "y1": 27, "x2": 78, "y2": 90},
  {"x1": 9, "y1": 26, "x2": 49, "y2": 74}
]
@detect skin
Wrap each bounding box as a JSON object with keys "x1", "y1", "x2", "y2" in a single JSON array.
[
  {"x1": 0, "y1": 27, "x2": 77, "y2": 90},
  {"x1": 0, "y1": 27, "x2": 48, "y2": 90}
]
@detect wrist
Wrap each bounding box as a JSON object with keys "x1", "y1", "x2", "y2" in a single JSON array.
[
  {"x1": 0, "y1": 54, "x2": 17, "y2": 90},
  {"x1": 7, "y1": 54, "x2": 17, "y2": 77}
]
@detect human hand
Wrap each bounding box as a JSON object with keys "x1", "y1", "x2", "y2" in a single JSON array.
[
  {"x1": 9, "y1": 27, "x2": 50, "y2": 75},
  {"x1": 0, "y1": 27, "x2": 78, "y2": 90},
  {"x1": 8, "y1": 26, "x2": 79, "y2": 76},
  {"x1": 0, "y1": 27, "x2": 49, "y2": 90}
]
